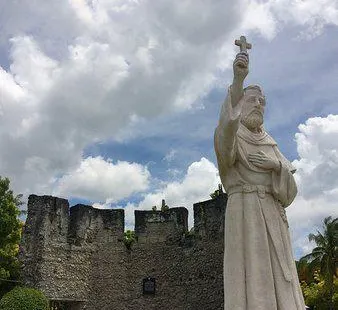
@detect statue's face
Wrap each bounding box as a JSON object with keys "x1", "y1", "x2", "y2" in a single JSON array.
[{"x1": 241, "y1": 89, "x2": 265, "y2": 131}]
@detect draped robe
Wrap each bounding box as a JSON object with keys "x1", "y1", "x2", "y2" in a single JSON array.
[{"x1": 214, "y1": 88, "x2": 306, "y2": 310}]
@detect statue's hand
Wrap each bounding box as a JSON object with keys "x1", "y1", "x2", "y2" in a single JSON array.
[
  {"x1": 248, "y1": 151, "x2": 280, "y2": 172},
  {"x1": 233, "y1": 52, "x2": 249, "y2": 82}
]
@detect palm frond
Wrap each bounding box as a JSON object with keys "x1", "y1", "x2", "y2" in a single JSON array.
[{"x1": 309, "y1": 231, "x2": 327, "y2": 247}]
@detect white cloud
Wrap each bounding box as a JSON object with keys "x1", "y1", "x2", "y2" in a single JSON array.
[
  {"x1": 55, "y1": 156, "x2": 150, "y2": 202},
  {"x1": 288, "y1": 114, "x2": 338, "y2": 257},
  {"x1": 242, "y1": 1, "x2": 278, "y2": 39},
  {"x1": 271, "y1": 0, "x2": 338, "y2": 28},
  {"x1": 0, "y1": 0, "x2": 245, "y2": 195},
  {"x1": 293, "y1": 114, "x2": 338, "y2": 199},
  {"x1": 0, "y1": 0, "x2": 338, "y2": 209},
  {"x1": 242, "y1": 0, "x2": 338, "y2": 39},
  {"x1": 0, "y1": 1, "x2": 85, "y2": 59},
  {"x1": 163, "y1": 149, "x2": 177, "y2": 162},
  {"x1": 9, "y1": 36, "x2": 60, "y2": 93}
]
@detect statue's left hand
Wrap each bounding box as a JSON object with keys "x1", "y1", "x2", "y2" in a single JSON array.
[{"x1": 248, "y1": 151, "x2": 280, "y2": 172}]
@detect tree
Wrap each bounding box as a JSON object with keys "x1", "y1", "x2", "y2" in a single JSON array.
[
  {"x1": 301, "y1": 272, "x2": 338, "y2": 310},
  {"x1": 300, "y1": 216, "x2": 338, "y2": 310},
  {"x1": 296, "y1": 258, "x2": 314, "y2": 284},
  {"x1": 0, "y1": 177, "x2": 23, "y2": 297}
]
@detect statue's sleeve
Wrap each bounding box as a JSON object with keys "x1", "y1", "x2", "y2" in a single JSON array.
[
  {"x1": 214, "y1": 86, "x2": 243, "y2": 172},
  {"x1": 271, "y1": 146, "x2": 297, "y2": 208}
]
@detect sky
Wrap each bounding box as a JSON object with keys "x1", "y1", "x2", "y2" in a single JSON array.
[{"x1": 0, "y1": 0, "x2": 338, "y2": 258}]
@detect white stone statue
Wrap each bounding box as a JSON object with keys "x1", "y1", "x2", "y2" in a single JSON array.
[{"x1": 214, "y1": 36, "x2": 306, "y2": 310}]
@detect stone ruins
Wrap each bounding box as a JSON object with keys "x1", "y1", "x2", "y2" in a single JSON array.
[{"x1": 21, "y1": 193, "x2": 227, "y2": 310}]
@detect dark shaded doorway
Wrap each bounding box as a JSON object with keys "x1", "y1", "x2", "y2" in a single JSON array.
[{"x1": 50, "y1": 300, "x2": 85, "y2": 310}]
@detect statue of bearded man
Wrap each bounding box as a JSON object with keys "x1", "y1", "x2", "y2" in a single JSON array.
[{"x1": 214, "y1": 49, "x2": 306, "y2": 309}]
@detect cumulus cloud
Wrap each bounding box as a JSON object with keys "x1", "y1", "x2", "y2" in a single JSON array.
[
  {"x1": 0, "y1": 0, "x2": 338, "y2": 213},
  {"x1": 294, "y1": 114, "x2": 338, "y2": 199},
  {"x1": 288, "y1": 114, "x2": 338, "y2": 257},
  {"x1": 54, "y1": 156, "x2": 150, "y2": 202},
  {"x1": 242, "y1": 0, "x2": 338, "y2": 39},
  {"x1": 0, "y1": 0, "x2": 244, "y2": 195},
  {"x1": 242, "y1": 1, "x2": 278, "y2": 39},
  {"x1": 270, "y1": 0, "x2": 338, "y2": 39}
]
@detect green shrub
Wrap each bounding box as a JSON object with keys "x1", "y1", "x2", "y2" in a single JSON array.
[
  {"x1": 0, "y1": 286, "x2": 49, "y2": 310},
  {"x1": 123, "y1": 230, "x2": 137, "y2": 250}
]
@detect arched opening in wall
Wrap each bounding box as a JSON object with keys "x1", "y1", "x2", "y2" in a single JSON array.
[{"x1": 50, "y1": 300, "x2": 85, "y2": 310}]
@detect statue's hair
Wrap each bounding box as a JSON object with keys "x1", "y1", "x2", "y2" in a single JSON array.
[{"x1": 244, "y1": 85, "x2": 263, "y2": 95}]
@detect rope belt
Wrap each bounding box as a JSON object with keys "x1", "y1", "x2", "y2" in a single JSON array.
[
  {"x1": 227, "y1": 184, "x2": 288, "y2": 225},
  {"x1": 227, "y1": 184, "x2": 272, "y2": 199}
]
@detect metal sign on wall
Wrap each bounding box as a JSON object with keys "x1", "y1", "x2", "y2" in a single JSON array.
[{"x1": 143, "y1": 277, "x2": 156, "y2": 295}]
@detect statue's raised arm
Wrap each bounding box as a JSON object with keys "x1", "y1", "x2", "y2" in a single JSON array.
[{"x1": 231, "y1": 36, "x2": 251, "y2": 107}]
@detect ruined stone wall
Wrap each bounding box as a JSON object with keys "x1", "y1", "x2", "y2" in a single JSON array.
[
  {"x1": 21, "y1": 194, "x2": 227, "y2": 310},
  {"x1": 21, "y1": 195, "x2": 126, "y2": 305}
]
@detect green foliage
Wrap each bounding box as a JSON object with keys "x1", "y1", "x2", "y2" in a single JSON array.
[
  {"x1": 0, "y1": 286, "x2": 49, "y2": 310},
  {"x1": 210, "y1": 191, "x2": 219, "y2": 199},
  {"x1": 301, "y1": 273, "x2": 338, "y2": 310},
  {"x1": 0, "y1": 177, "x2": 23, "y2": 297},
  {"x1": 296, "y1": 259, "x2": 314, "y2": 284},
  {"x1": 299, "y1": 216, "x2": 338, "y2": 310},
  {"x1": 161, "y1": 205, "x2": 169, "y2": 212},
  {"x1": 161, "y1": 204, "x2": 169, "y2": 212},
  {"x1": 210, "y1": 184, "x2": 224, "y2": 199},
  {"x1": 123, "y1": 230, "x2": 137, "y2": 250}
]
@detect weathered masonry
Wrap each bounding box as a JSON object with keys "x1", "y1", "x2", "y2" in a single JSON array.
[{"x1": 21, "y1": 193, "x2": 227, "y2": 310}]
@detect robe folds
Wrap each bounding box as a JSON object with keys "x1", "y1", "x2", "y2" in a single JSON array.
[{"x1": 214, "y1": 88, "x2": 306, "y2": 310}]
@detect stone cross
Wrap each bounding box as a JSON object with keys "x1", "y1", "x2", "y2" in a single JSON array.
[{"x1": 235, "y1": 36, "x2": 252, "y2": 53}]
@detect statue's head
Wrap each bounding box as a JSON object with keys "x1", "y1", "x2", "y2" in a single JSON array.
[{"x1": 241, "y1": 85, "x2": 265, "y2": 132}]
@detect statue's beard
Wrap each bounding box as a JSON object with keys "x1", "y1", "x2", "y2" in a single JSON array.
[{"x1": 241, "y1": 111, "x2": 263, "y2": 131}]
